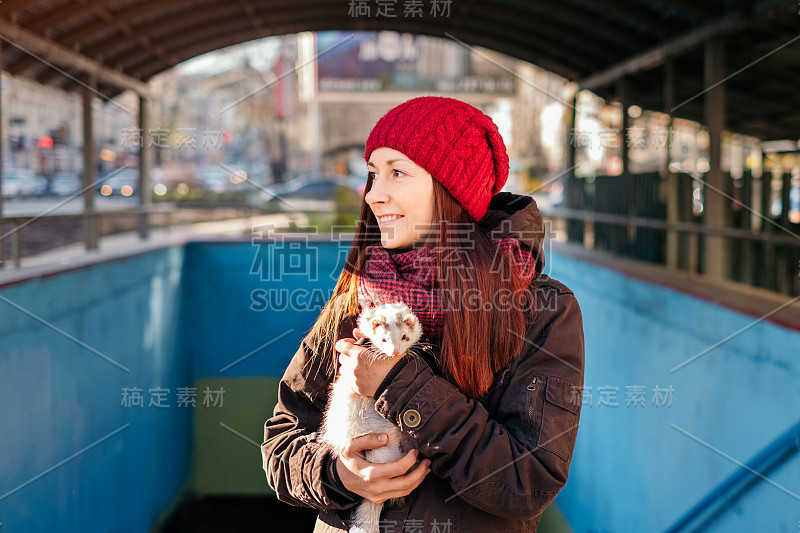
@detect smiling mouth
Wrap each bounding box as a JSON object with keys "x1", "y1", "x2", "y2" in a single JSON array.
[{"x1": 377, "y1": 215, "x2": 404, "y2": 226}]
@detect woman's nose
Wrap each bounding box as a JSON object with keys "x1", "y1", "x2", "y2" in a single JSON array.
[{"x1": 365, "y1": 177, "x2": 389, "y2": 205}]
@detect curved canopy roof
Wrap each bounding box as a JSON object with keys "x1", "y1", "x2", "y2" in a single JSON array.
[{"x1": 0, "y1": 0, "x2": 797, "y2": 140}]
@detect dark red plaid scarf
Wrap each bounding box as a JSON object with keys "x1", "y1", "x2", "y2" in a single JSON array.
[{"x1": 357, "y1": 238, "x2": 537, "y2": 339}]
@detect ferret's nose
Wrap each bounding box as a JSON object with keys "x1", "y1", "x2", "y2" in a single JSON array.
[{"x1": 392, "y1": 349, "x2": 399, "y2": 356}]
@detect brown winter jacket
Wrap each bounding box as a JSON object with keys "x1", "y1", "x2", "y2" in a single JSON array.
[{"x1": 261, "y1": 192, "x2": 585, "y2": 532}]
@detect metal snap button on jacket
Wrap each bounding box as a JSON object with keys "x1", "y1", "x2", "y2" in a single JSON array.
[{"x1": 402, "y1": 409, "x2": 421, "y2": 428}]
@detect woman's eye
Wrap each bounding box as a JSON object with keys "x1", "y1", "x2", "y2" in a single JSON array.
[{"x1": 368, "y1": 170, "x2": 403, "y2": 179}]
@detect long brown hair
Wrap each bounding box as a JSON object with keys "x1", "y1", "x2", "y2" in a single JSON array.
[{"x1": 303, "y1": 174, "x2": 540, "y2": 398}]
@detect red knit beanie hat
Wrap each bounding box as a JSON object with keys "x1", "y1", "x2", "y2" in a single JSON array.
[{"x1": 364, "y1": 96, "x2": 510, "y2": 222}]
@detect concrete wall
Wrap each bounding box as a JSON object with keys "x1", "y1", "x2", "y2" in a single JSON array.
[
  {"x1": 177, "y1": 240, "x2": 347, "y2": 495},
  {"x1": 0, "y1": 247, "x2": 190, "y2": 533},
  {"x1": 548, "y1": 252, "x2": 800, "y2": 532},
  {"x1": 3, "y1": 239, "x2": 797, "y2": 532}
]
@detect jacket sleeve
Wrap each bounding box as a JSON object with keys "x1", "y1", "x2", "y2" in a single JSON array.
[
  {"x1": 261, "y1": 317, "x2": 361, "y2": 511},
  {"x1": 373, "y1": 286, "x2": 585, "y2": 520}
]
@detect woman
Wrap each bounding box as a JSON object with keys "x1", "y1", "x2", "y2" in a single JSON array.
[{"x1": 262, "y1": 96, "x2": 585, "y2": 533}]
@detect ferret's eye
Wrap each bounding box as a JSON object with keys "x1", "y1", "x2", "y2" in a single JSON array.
[
  {"x1": 382, "y1": 338, "x2": 387, "y2": 343},
  {"x1": 402, "y1": 335, "x2": 408, "y2": 340}
]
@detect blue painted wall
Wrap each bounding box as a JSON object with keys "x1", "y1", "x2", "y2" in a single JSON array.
[
  {"x1": 180, "y1": 240, "x2": 346, "y2": 378},
  {"x1": 546, "y1": 252, "x2": 800, "y2": 532},
  {"x1": 2, "y1": 240, "x2": 798, "y2": 532},
  {"x1": 0, "y1": 247, "x2": 190, "y2": 533}
]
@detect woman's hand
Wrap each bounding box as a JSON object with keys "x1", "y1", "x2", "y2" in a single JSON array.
[
  {"x1": 335, "y1": 433, "x2": 431, "y2": 504},
  {"x1": 335, "y1": 328, "x2": 401, "y2": 397}
]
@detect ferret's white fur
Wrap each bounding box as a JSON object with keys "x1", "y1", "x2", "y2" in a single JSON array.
[{"x1": 320, "y1": 302, "x2": 423, "y2": 533}]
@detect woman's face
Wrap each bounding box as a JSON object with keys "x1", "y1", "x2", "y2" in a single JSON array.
[{"x1": 365, "y1": 147, "x2": 436, "y2": 250}]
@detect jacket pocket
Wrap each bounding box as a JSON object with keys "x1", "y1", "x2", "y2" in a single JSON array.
[
  {"x1": 523, "y1": 375, "x2": 544, "y2": 448},
  {"x1": 537, "y1": 375, "x2": 581, "y2": 462}
]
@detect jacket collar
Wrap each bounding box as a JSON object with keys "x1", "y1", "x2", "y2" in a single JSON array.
[{"x1": 479, "y1": 192, "x2": 546, "y2": 278}]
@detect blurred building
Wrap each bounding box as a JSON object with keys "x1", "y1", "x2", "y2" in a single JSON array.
[
  {"x1": 0, "y1": 70, "x2": 135, "y2": 176},
  {"x1": 299, "y1": 30, "x2": 572, "y2": 192}
]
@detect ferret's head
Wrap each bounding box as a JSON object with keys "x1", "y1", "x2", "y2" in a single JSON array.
[{"x1": 357, "y1": 302, "x2": 423, "y2": 358}]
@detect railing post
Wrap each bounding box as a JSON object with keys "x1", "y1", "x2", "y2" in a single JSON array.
[
  {"x1": 12, "y1": 221, "x2": 21, "y2": 269},
  {"x1": 760, "y1": 173, "x2": 775, "y2": 291},
  {"x1": 82, "y1": 72, "x2": 99, "y2": 251},
  {"x1": 138, "y1": 94, "x2": 151, "y2": 240}
]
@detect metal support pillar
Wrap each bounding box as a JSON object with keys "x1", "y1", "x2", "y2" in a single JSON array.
[
  {"x1": 664, "y1": 58, "x2": 680, "y2": 269},
  {"x1": 82, "y1": 73, "x2": 98, "y2": 250},
  {"x1": 566, "y1": 89, "x2": 578, "y2": 171},
  {"x1": 703, "y1": 38, "x2": 728, "y2": 279},
  {"x1": 0, "y1": 39, "x2": 5, "y2": 267},
  {"x1": 138, "y1": 94, "x2": 151, "y2": 239},
  {"x1": 616, "y1": 76, "x2": 629, "y2": 175}
]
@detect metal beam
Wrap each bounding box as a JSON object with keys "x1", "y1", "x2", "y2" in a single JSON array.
[
  {"x1": 64, "y1": 2, "x2": 593, "y2": 82},
  {"x1": 577, "y1": 0, "x2": 794, "y2": 91},
  {"x1": 570, "y1": 0, "x2": 675, "y2": 35},
  {"x1": 25, "y1": 0, "x2": 119, "y2": 35},
  {"x1": 0, "y1": 0, "x2": 32, "y2": 18},
  {"x1": 579, "y1": 12, "x2": 744, "y2": 90},
  {"x1": 128, "y1": 17, "x2": 583, "y2": 83},
  {"x1": 0, "y1": 19, "x2": 151, "y2": 96},
  {"x1": 499, "y1": 0, "x2": 653, "y2": 51},
  {"x1": 658, "y1": 0, "x2": 714, "y2": 23}
]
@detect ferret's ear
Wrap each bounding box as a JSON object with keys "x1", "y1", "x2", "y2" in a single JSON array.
[
  {"x1": 371, "y1": 319, "x2": 381, "y2": 331},
  {"x1": 403, "y1": 315, "x2": 416, "y2": 328}
]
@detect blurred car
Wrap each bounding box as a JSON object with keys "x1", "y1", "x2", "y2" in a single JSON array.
[
  {"x1": 261, "y1": 175, "x2": 364, "y2": 211},
  {"x1": 244, "y1": 162, "x2": 272, "y2": 186},
  {"x1": 98, "y1": 168, "x2": 137, "y2": 197},
  {"x1": 33, "y1": 174, "x2": 50, "y2": 197},
  {"x1": 3, "y1": 168, "x2": 46, "y2": 197},
  {"x1": 1, "y1": 172, "x2": 21, "y2": 198},
  {"x1": 50, "y1": 172, "x2": 82, "y2": 196},
  {"x1": 195, "y1": 165, "x2": 247, "y2": 193}
]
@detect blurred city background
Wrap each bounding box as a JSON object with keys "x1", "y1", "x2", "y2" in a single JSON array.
[{"x1": 1, "y1": 1, "x2": 799, "y2": 532}]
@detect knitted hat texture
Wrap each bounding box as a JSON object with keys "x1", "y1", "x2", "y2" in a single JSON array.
[{"x1": 364, "y1": 96, "x2": 509, "y2": 222}]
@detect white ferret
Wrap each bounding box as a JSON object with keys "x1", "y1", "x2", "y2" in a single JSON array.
[{"x1": 320, "y1": 301, "x2": 425, "y2": 533}]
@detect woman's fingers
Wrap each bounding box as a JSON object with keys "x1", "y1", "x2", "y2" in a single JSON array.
[
  {"x1": 335, "y1": 338, "x2": 355, "y2": 354},
  {"x1": 373, "y1": 456, "x2": 431, "y2": 501},
  {"x1": 345, "y1": 433, "x2": 388, "y2": 456},
  {"x1": 370, "y1": 448, "x2": 420, "y2": 478}
]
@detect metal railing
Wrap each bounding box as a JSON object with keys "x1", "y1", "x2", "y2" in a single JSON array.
[
  {"x1": 0, "y1": 202, "x2": 263, "y2": 269},
  {"x1": 662, "y1": 419, "x2": 800, "y2": 532},
  {"x1": 540, "y1": 206, "x2": 800, "y2": 295},
  {"x1": 541, "y1": 206, "x2": 800, "y2": 244}
]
